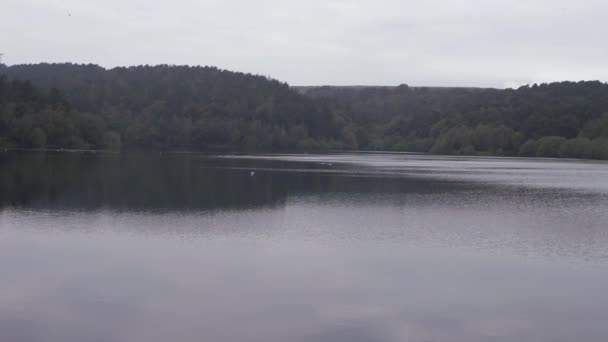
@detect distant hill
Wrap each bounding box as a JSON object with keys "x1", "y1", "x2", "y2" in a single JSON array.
[
  {"x1": 294, "y1": 83, "x2": 608, "y2": 159},
  {"x1": 293, "y1": 85, "x2": 490, "y2": 95},
  {"x1": 1, "y1": 63, "x2": 351, "y2": 150},
  {"x1": 1, "y1": 63, "x2": 607, "y2": 159}
]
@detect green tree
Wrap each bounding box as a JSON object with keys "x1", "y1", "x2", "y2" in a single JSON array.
[
  {"x1": 560, "y1": 138, "x2": 592, "y2": 159},
  {"x1": 102, "y1": 131, "x2": 121, "y2": 150},
  {"x1": 29, "y1": 127, "x2": 47, "y2": 148},
  {"x1": 536, "y1": 136, "x2": 566, "y2": 158},
  {"x1": 519, "y1": 140, "x2": 538, "y2": 157},
  {"x1": 591, "y1": 138, "x2": 608, "y2": 159}
]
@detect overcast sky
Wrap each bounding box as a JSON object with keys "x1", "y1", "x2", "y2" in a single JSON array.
[{"x1": 2, "y1": 0, "x2": 607, "y2": 87}]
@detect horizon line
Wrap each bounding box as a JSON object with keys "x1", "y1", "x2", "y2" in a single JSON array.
[{"x1": 2, "y1": 62, "x2": 607, "y2": 90}]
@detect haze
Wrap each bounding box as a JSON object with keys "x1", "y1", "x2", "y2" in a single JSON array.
[{"x1": 2, "y1": 0, "x2": 608, "y2": 88}]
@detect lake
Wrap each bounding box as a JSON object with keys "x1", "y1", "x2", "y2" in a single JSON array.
[{"x1": 1, "y1": 151, "x2": 608, "y2": 342}]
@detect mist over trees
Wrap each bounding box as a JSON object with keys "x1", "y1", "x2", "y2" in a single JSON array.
[{"x1": 1, "y1": 63, "x2": 608, "y2": 159}]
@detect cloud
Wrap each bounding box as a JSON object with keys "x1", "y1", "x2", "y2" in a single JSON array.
[{"x1": 2, "y1": 0, "x2": 608, "y2": 87}]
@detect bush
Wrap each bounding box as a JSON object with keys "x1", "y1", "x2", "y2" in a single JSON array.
[
  {"x1": 242, "y1": 135, "x2": 260, "y2": 150},
  {"x1": 518, "y1": 140, "x2": 538, "y2": 157},
  {"x1": 368, "y1": 138, "x2": 385, "y2": 151},
  {"x1": 295, "y1": 138, "x2": 319, "y2": 151},
  {"x1": 413, "y1": 138, "x2": 433, "y2": 152},
  {"x1": 560, "y1": 138, "x2": 592, "y2": 159},
  {"x1": 29, "y1": 128, "x2": 47, "y2": 148},
  {"x1": 591, "y1": 138, "x2": 608, "y2": 159},
  {"x1": 536, "y1": 136, "x2": 566, "y2": 158},
  {"x1": 458, "y1": 144, "x2": 476, "y2": 155},
  {"x1": 102, "y1": 131, "x2": 121, "y2": 151},
  {"x1": 392, "y1": 141, "x2": 410, "y2": 151}
]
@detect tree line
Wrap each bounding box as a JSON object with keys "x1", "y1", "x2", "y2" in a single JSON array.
[
  {"x1": 1, "y1": 63, "x2": 607, "y2": 159},
  {"x1": 1, "y1": 64, "x2": 352, "y2": 151},
  {"x1": 299, "y1": 83, "x2": 608, "y2": 159}
]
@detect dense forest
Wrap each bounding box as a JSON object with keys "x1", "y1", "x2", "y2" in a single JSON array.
[
  {"x1": 1, "y1": 63, "x2": 608, "y2": 159},
  {"x1": 0, "y1": 64, "x2": 353, "y2": 151},
  {"x1": 298, "y1": 84, "x2": 608, "y2": 159}
]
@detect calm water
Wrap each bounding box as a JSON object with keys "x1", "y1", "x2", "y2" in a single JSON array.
[{"x1": 1, "y1": 151, "x2": 608, "y2": 342}]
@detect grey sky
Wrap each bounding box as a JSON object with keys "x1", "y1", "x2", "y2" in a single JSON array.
[{"x1": 2, "y1": 0, "x2": 608, "y2": 87}]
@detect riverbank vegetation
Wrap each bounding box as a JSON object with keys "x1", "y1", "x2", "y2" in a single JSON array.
[{"x1": 1, "y1": 63, "x2": 607, "y2": 159}]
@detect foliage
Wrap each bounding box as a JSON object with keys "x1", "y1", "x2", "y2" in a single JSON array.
[
  {"x1": 559, "y1": 138, "x2": 592, "y2": 159},
  {"x1": 2, "y1": 64, "x2": 608, "y2": 159},
  {"x1": 536, "y1": 136, "x2": 567, "y2": 158},
  {"x1": 299, "y1": 82, "x2": 608, "y2": 159},
  {"x1": 2, "y1": 64, "x2": 349, "y2": 151}
]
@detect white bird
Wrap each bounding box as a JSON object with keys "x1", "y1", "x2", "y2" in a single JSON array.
[{"x1": 250, "y1": 171, "x2": 255, "y2": 176}]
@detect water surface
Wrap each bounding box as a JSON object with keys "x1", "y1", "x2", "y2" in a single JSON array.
[{"x1": 1, "y1": 152, "x2": 608, "y2": 342}]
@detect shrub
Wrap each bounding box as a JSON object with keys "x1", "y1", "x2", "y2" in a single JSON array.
[
  {"x1": 518, "y1": 140, "x2": 538, "y2": 157},
  {"x1": 559, "y1": 138, "x2": 592, "y2": 159},
  {"x1": 536, "y1": 136, "x2": 566, "y2": 158}
]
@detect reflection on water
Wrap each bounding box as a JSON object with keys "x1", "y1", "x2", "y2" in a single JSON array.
[{"x1": 1, "y1": 151, "x2": 608, "y2": 342}]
